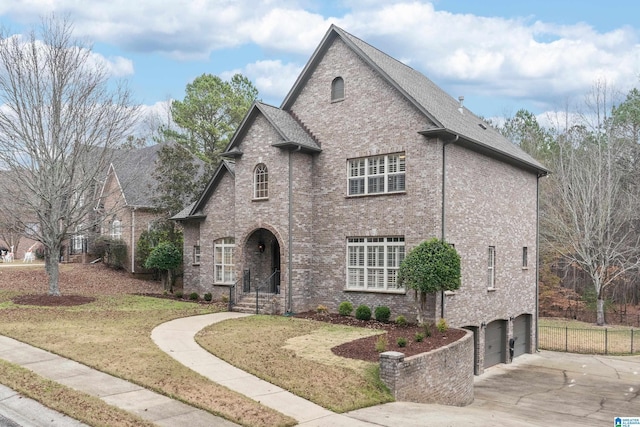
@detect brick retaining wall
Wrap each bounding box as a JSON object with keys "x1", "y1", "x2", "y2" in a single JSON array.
[{"x1": 379, "y1": 329, "x2": 474, "y2": 406}]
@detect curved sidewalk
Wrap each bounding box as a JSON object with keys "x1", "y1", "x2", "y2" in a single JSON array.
[
  {"x1": 0, "y1": 334, "x2": 237, "y2": 427},
  {"x1": 151, "y1": 312, "x2": 376, "y2": 426}
]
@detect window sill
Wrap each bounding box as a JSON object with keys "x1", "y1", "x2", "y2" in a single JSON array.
[
  {"x1": 252, "y1": 197, "x2": 269, "y2": 202},
  {"x1": 522, "y1": 267, "x2": 529, "y2": 270},
  {"x1": 212, "y1": 282, "x2": 235, "y2": 287},
  {"x1": 192, "y1": 263, "x2": 200, "y2": 266},
  {"x1": 344, "y1": 288, "x2": 406, "y2": 295},
  {"x1": 331, "y1": 97, "x2": 344, "y2": 103},
  {"x1": 444, "y1": 290, "x2": 456, "y2": 296},
  {"x1": 346, "y1": 191, "x2": 406, "y2": 199},
  {"x1": 487, "y1": 287, "x2": 496, "y2": 292}
]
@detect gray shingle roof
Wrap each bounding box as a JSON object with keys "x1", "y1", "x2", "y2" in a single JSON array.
[
  {"x1": 256, "y1": 103, "x2": 321, "y2": 152},
  {"x1": 283, "y1": 25, "x2": 547, "y2": 174},
  {"x1": 110, "y1": 143, "x2": 166, "y2": 208}
]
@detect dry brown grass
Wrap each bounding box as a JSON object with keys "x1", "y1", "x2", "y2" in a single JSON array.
[
  {"x1": 539, "y1": 317, "x2": 640, "y2": 354},
  {"x1": 0, "y1": 360, "x2": 155, "y2": 427},
  {"x1": 0, "y1": 264, "x2": 294, "y2": 427},
  {"x1": 196, "y1": 315, "x2": 394, "y2": 412}
]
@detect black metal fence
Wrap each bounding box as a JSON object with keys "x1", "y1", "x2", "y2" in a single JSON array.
[
  {"x1": 540, "y1": 307, "x2": 640, "y2": 327},
  {"x1": 539, "y1": 325, "x2": 640, "y2": 355}
]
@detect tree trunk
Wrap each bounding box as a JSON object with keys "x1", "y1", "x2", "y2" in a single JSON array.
[
  {"x1": 596, "y1": 298, "x2": 605, "y2": 326},
  {"x1": 45, "y1": 247, "x2": 61, "y2": 296}
]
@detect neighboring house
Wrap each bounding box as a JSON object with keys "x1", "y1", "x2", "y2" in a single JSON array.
[
  {"x1": 96, "y1": 144, "x2": 169, "y2": 273},
  {"x1": 173, "y1": 25, "x2": 548, "y2": 374}
]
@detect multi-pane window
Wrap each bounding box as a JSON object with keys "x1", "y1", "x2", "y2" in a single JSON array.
[
  {"x1": 348, "y1": 153, "x2": 406, "y2": 196},
  {"x1": 347, "y1": 237, "x2": 405, "y2": 291},
  {"x1": 110, "y1": 220, "x2": 122, "y2": 240},
  {"x1": 254, "y1": 163, "x2": 268, "y2": 199},
  {"x1": 214, "y1": 238, "x2": 235, "y2": 284},
  {"x1": 331, "y1": 77, "x2": 344, "y2": 101},
  {"x1": 522, "y1": 247, "x2": 528, "y2": 268},
  {"x1": 193, "y1": 245, "x2": 201, "y2": 265},
  {"x1": 488, "y1": 246, "x2": 496, "y2": 288}
]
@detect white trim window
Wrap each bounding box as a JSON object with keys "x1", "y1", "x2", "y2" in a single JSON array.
[
  {"x1": 214, "y1": 238, "x2": 235, "y2": 283},
  {"x1": 488, "y1": 246, "x2": 496, "y2": 288},
  {"x1": 347, "y1": 153, "x2": 406, "y2": 196},
  {"x1": 254, "y1": 163, "x2": 268, "y2": 199},
  {"x1": 193, "y1": 245, "x2": 201, "y2": 265},
  {"x1": 347, "y1": 237, "x2": 405, "y2": 291},
  {"x1": 110, "y1": 219, "x2": 122, "y2": 240}
]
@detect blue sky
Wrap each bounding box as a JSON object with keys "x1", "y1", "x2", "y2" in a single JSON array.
[{"x1": 0, "y1": 1, "x2": 638, "y2": 132}]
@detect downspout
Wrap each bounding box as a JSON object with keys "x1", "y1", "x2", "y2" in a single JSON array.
[
  {"x1": 440, "y1": 135, "x2": 458, "y2": 319},
  {"x1": 535, "y1": 174, "x2": 540, "y2": 351},
  {"x1": 131, "y1": 207, "x2": 136, "y2": 274}
]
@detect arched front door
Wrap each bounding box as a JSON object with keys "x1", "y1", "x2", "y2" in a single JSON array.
[{"x1": 245, "y1": 228, "x2": 281, "y2": 294}]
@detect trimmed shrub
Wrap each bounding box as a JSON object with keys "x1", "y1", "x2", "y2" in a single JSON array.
[
  {"x1": 189, "y1": 292, "x2": 199, "y2": 301},
  {"x1": 374, "y1": 306, "x2": 391, "y2": 323},
  {"x1": 355, "y1": 305, "x2": 372, "y2": 321},
  {"x1": 397, "y1": 337, "x2": 407, "y2": 347},
  {"x1": 375, "y1": 334, "x2": 388, "y2": 353},
  {"x1": 414, "y1": 332, "x2": 424, "y2": 342},
  {"x1": 203, "y1": 292, "x2": 212, "y2": 302},
  {"x1": 436, "y1": 318, "x2": 448, "y2": 333},
  {"x1": 395, "y1": 315, "x2": 407, "y2": 326},
  {"x1": 174, "y1": 291, "x2": 184, "y2": 299},
  {"x1": 338, "y1": 301, "x2": 354, "y2": 316}
]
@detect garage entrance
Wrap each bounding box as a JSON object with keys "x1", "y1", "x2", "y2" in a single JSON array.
[
  {"x1": 512, "y1": 314, "x2": 531, "y2": 358},
  {"x1": 484, "y1": 319, "x2": 506, "y2": 368}
]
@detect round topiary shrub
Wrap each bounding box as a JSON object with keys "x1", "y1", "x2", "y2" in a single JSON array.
[
  {"x1": 395, "y1": 315, "x2": 407, "y2": 326},
  {"x1": 204, "y1": 292, "x2": 212, "y2": 302},
  {"x1": 374, "y1": 306, "x2": 391, "y2": 323},
  {"x1": 355, "y1": 304, "x2": 372, "y2": 321},
  {"x1": 189, "y1": 292, "x2": 199, "y2": 301},
  {"x1": 338, "y1": 301, "x2": 354, "y2": 316}
]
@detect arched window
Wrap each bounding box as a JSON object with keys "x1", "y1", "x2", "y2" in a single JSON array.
[
  {"x1": 254, "y1": 163, "x2": 268, "y2": 199},
  {"x1": 331, "y1": 77, "x2": 344, "y2": 101},
  {"x1": 110, "y1": 219, "x2": 122, "y2": 240}
]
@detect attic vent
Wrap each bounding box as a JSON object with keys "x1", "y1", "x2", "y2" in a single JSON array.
[
  {"x1": 478, "y1": 123, "x2": 487, "y2": 130},
  {"x1": 458, "y1": 96, "x2": 464, "y2": 114}
]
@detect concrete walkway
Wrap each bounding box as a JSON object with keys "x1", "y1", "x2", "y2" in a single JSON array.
[
  {"x1": 151, "y1": 312, "x2": 374, "y2": 426},
  {"x1": 0, "y1": 335, "x2": 237, "y2": 427}
]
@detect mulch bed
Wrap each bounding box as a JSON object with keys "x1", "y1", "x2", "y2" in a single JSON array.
[
  {"x1": 12, "y1": 294, "x2": 96, "y2": 306},
  {"x1": 293, "y1": 311, "x2": 466, "y2": 362}
]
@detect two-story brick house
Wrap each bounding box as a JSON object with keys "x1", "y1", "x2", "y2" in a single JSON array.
[
  {"x1": 173, "y1": 25, "x2": 547, "y2": 373},
  {"x1": 98, "y1": 143, "x2": 169, "y2": 273}
]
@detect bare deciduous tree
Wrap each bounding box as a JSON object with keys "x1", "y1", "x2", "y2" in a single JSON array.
[
  {"x1": 0, "y1": 16, "x2": 138, "y2": 295},
  {"x1": 542, "y1": 81, "x2": 640, "y2": 325}
]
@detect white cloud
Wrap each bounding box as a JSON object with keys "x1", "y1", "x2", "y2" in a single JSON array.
[
  {"x1": 2, "y1": 1, "x2": 638, "y2": 115},
  {"x1": 221, "y1": 60, "x2": 303, "y2": 105}
]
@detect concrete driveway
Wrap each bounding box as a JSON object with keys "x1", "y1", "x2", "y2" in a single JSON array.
[{"x1": 345, "y1": 351, "x2": 640, "y2": 426}]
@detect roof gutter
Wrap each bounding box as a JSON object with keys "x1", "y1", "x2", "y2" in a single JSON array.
[{"x1": 419, "y1": 128, "x2": 549, "y2": 176}]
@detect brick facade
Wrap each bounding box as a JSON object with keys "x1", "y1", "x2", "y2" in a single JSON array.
[
  {"x1": 380, "y1": 330, "x2": 474, "y2": 406},
  {"x1": 178, "y1": 26, "x2": 546, "y2": 373}
]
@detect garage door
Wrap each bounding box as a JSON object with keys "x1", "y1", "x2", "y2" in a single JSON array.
[
  {"x1": 484, "y1": 320, "x2": 506, "y2": 368},
  {"x1": 512, "y1": 314, "x2": 531, "y2": 358}
]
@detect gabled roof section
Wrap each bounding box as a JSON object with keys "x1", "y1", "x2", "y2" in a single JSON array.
[
  {"x1": 173, "y1": 159, "x2": 235, "y2": 221},
  {"x1": 281, "y1": 25, "x2": 547, "y2": 175},
  {"x1": 223, "y1": 102, "x2": 321, "y2": 157},
  {"x1": 109, "y1": 143, "x2": 167, "y2": 208}
]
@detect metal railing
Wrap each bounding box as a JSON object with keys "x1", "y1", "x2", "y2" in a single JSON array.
[
  {"x1": 228, "y1": 269, "x2": 281, "y2": 314},
  {"x1": 251, "y1": 269, "x2": 280, "y2": 314},
  {"x1": 539, "y1": 325, "x2": 639, "y2": 355}
]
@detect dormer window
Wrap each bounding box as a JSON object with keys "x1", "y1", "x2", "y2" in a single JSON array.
[
  {"x1": 331, "y1": 77, "x2": 344, "y2": 102},
  {"x1": 254, "y1": 163, "x2": 268, "y2": 199}
]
